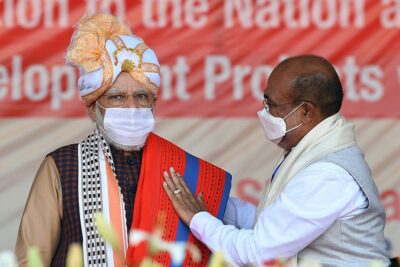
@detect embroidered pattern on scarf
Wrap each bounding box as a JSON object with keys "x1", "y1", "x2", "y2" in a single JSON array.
[{"x1": 79, "y1": 128, "x2": 127, "y2": 266}]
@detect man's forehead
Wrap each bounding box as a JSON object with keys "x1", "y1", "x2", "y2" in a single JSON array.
[
  {"x1": 264, "y1": 72, "x2": 295, "y2": 102},
  {"x1": 107, "y1": 73, "x2": 145, "y2": 92},
  {"x1": 263, "y1": 89, "x2": 281, "y2": 103}
]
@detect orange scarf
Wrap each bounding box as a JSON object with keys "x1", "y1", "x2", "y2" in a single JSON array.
[{"x1": 126, "y1": 133, "x2": 231, "y2": 266}]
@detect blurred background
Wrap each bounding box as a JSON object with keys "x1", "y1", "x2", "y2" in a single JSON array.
[{"x1": 0, "y1": 0, "x2": 399, "y2": 258}]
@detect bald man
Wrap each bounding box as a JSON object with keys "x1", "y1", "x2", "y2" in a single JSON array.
[{"x1": 162, "y1": 55, "x2": 390, "y2": 266}]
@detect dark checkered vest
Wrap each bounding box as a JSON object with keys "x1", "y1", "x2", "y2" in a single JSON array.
[{"x1": 49, "y1": 144, "x2": 142, "y2": 266}]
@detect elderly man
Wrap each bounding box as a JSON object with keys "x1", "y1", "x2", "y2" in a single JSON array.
[
  {"x1": 15, "y1": 13, "x2": 231, "y2": 267},
  {"x1": 163, "y1": 55, "x2": 390, "y2": 266}
]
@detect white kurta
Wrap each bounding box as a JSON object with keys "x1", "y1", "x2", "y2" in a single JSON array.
[{"x1": 189, "y1": 161, "x2": 368, "y2": 266}]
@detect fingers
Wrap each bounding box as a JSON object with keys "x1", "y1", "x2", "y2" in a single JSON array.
[
  {"x1": 169, "y1": 167, "x2": 192, "y2": 195},
  {"x1": 197, "y1": 193, "x2": 203, "y2": 202},
  {"x1": 162, "y1": 166, "x2": 207, "y2": 210},
  {"x1": 196, "y1": 193, "x2": 207, "y2": 210},
  {"x1": 162, "y1": 170, "x2": 180, "y2": 199},
  {"x1": 163, "y1": 170, "x2": 183, "y2": 202},
  {"x1": 168, "y1": 168, "x2": 184, "y2": 196},
  {"x1": 162, "y1": 181, "x2": 175, "y2": 199},
  {"x1": 162, "y1": 181, "x2": 192, "y2": 225},
  {"x1": 162, "y1": 167, "x2": 208, "y2": 225}
]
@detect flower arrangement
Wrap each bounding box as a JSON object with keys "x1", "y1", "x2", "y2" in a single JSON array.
[{"x1": 1, "y1": 214, "x2": 396, "y2": 267}]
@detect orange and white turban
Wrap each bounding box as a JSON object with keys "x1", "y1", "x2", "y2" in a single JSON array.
[{"x1": 66, "y1": 13, "x2": 161, "y2": 107}]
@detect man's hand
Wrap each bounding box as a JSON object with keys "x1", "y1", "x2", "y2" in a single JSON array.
[{"x1": 163, "y1": 167, "x2": 208, "y2": 225}]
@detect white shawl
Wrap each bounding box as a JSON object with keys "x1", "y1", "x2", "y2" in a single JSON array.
[{"x1": 255, "y1": 113, "x2": 356, "y2": 220}]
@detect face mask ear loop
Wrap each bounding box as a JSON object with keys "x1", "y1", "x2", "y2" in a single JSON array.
[
  {"x1": 95, "y1": 102, "x2": 106, "y2": 133},
  {"x1": 96, "y1": 101, "x2": 107, "y2": 110},
  {"x1": 282, "y1": 101, "x2": 305, "y2": 134},
  {"x1": 285, "y1": 122, "x2": 304, "y2": 134},
  {"x1": 283, "y1": 101, "x2": 305, "y2": 121}
]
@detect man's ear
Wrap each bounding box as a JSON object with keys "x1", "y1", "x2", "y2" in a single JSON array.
[
  {"x1": 87, "y1": 103, "x2": 96, "y2": 122},
  {"x1": 301, "y1": 101, "x2": 316, "y2": 124}
]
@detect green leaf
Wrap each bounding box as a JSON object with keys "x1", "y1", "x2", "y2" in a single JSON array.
[
  {"x1": 94, "y1": 212, "x2": 126, "y2": 264},
  {"x1": 368, "y1": 260, "x2": 386, "y2": 267},
  {"x1": 94, "y1": 212, "x2": 121, "y2": 252},
  {"x1": 27, "y1": 247, "x2": 43, "y2": 267}
]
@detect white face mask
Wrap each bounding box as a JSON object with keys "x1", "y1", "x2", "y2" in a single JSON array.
[
  {"x1": 97, "y1": 104, "x2": 154, "y2": 147},
  {"x1": 257, "y1": 102, "x2": 304, "y2": 144}
]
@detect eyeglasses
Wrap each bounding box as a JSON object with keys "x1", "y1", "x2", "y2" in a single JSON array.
[
  {"x1": 101, "y1": 91, "x2": 155, "y2": 107},
  {"x1": 263, "y1": 98, "x2": 295, "y2": 110}
]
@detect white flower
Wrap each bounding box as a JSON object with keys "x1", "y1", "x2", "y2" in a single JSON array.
[
  {"x1": 298, "y1": 258, "x2": 322, "y2": 267},
  {"x1": 0, "y1": 250, "x2": 17, "y2": 267},
  {"x1": 130, "y1": 229, "x2": 200, "y2": 265}
]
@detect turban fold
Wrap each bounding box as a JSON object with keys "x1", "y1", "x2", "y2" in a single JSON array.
[{"x1": 66, "y1": 12, "x2": 161, "y2": 107}]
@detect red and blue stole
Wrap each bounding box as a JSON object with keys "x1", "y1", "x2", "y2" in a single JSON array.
[{"x1": 126, "y1": 133, "x2": 231, "y2": 266}]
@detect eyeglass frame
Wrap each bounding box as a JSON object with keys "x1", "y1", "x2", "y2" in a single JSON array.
[
  {"x1": 99, "y1": 89, "x2": 157, "y2": 108},
  {"x1": 263, "y1": 98, "x2": 297, "y2": 111},
  {"x1": 263, "y1": 97, "x2": 313, "y2": 111},
  {"x1": 263, "y1": 97, "x2": 314, "y2": 112}
]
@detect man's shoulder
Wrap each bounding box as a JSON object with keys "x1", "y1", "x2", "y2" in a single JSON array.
[
  {"x1": 148, "y1": 133, "x2": 174, "y2": 146},
  {"x1": 319, "y1": 145, "x2": 367, "y2": 170},
  {"x1": 47, "y1": 144, "x2": 79, "y2": 164}
]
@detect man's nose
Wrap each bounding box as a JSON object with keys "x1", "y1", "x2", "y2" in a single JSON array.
[{"x1": 124, "y1": 95, "x2": 137, "y2": 108}]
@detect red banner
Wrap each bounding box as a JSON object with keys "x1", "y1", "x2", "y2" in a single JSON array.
[{"x1": 0, "y1": 0, "x2": 399, "y2": 117}]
